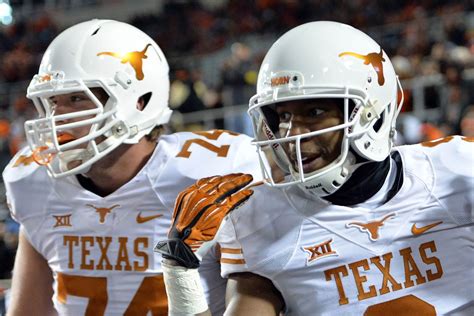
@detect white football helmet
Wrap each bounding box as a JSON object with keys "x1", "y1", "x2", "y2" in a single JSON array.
[
  {"x1": 249, "y1": 21, "x2": 403, "y2": 197},
  {"x1": 24, "y1": 19, "x2": 171, "y2": 178}
]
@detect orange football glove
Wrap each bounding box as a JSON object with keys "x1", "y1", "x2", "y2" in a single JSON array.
[{"x1": 155, "y1": 173, "x2": 254, "y2": 268}]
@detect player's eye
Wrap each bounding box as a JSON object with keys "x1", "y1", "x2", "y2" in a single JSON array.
[
  {"x1": 70, "y1": 95, "x2": 87, "y2": 103},
  {"x1": 279, "y1": 112, "x2": 292, "y2": 123},
  {"x1": 309, "y1": 108, "x2": 325, "y2": 118}
]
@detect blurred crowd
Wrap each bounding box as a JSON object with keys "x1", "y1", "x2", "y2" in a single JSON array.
[{"x1": 0, "y1": 0, "x2": 473, "y2": 280}]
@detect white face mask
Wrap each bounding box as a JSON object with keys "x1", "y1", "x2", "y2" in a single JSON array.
[{"x1": 248, "y1": 21, "x2": 403, "y2": 196}]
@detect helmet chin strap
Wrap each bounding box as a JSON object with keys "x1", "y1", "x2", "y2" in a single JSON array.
[{"x1": 58, "y1": 149, "x2": 93, "y2": 174}]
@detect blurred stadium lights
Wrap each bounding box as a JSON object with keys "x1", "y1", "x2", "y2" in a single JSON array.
[{"x1": 0, "y1": 0, "x2": 13, "y2": 25}]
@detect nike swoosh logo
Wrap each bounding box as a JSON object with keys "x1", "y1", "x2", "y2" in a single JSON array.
[
  {"x1": 136, "y1": 212, "x2": 163, "y2": 224},
  {"x1": 411, "y1": 221, "x2": 443, "y2": 236}
]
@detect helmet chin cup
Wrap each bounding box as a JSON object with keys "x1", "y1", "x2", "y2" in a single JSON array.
[
  {"x1": 295, "y1": 151, "x2": 357, "y2": 197},
  {"x1": 55, "y1": 134, "x2": 125, "y2": 178},
  {"x1": 58, "y1": 149, "x2": 93, "y2": 175}
]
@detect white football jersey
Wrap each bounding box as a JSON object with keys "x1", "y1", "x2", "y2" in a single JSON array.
[
  {"x1": 3, "y1": 130, "x2": 261, "y2": 316},
  {"x1": 218, "y1": 136, "x2": 474, "y2": 315}
]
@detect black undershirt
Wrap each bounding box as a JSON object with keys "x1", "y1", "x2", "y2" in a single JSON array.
[
  {"x1": 323, "y1": 151, "x2": 403, "y2": 206},
  {"x1": 77, "y1": 174, "x2": 107, "y2": 197}
]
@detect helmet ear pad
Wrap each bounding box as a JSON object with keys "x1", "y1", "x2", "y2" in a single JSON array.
[
  {"x1": 350, "y1": 97, "x2": 399, "y2": 162},
  {"x1": 372, "y1": 112, "x2": 384, "y2": 132}
]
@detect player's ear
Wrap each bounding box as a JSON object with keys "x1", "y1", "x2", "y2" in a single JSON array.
[{"x1": 136, "y1": 98, "x2": 145, "y2": 111}]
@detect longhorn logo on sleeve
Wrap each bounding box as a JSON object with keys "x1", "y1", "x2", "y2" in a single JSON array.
[
  {"x1": 339, "y1": 47, "x2": 386, "y2": 85},
  {"x1": 97, "y1": 44, "x2": 154, "y2": 80},
  {"x1": 13, "y1": 154, "x2": 35, "y2": 167}
]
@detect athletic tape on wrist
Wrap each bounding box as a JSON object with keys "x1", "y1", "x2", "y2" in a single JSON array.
[{"x1": 162, "y1": 260, "x2": 209, "y2": 315}]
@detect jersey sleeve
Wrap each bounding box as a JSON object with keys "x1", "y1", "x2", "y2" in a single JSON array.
[
  {"x1": 2, "y1": 146, "x2": 52, "y2": 250},
  {"x1": 173, "y1": 130, "x2": 261, "y2": 180},
  {"x1": 198, "y1": 244, "x2": 227, "y2": 315},
  {"x1": 216, "y1": 216, "x2": 250, "y2": 278},
  {"x1": 416, "y1": 136, "x2": 474, "y2": 225},
  {"x1": 3, "y1": 147, "x2": 49, "y2": 221},
  {"x1": 222, "y1": 133, "x2": 262, "y2": 178},
  {"x1": 216, "y1": 184, "x2": 304, "y2": 280}
]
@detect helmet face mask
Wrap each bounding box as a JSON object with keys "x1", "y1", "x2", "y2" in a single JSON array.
[
  {"x1": 250, "y1": 92, "x2": 361, "y2": 194},
  {"x1": 248, "y1": 21, "x2": 403, "y2": 197},
  {"x1": 24, "y1": 19, "x2": 171, "y2": 178},
  {"x1": 25, "y1": 85, "x2": 121, "y2": 176}
]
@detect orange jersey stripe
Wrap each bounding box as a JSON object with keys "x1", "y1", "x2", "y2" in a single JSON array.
[
  {"x1": 221, "y1": 258, "x2": 246, "y2": 265},
  {"x1": 220, "y1": 248, "x2": 243, "y2": 254}
]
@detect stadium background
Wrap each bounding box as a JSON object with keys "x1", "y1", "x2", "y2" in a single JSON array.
[{"x1": 0, "y1": 0, "x2": 472, "y2": 313}]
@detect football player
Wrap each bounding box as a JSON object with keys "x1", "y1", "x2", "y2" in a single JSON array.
[
  {"x1": 158, "y1": 21, "x2": 474, "y2": 315},
  {"x1": 2, "y1": 19, "x2": 262, "y2": 316}
]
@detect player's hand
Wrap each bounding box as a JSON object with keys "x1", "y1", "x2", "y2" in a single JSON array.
[{"x1": 155, "y1": 173, "x2": 254, "y2": 268}]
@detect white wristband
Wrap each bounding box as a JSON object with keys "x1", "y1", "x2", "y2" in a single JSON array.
[{"x1": 162, "y1": 259, "x2": 209, "y2": 315}]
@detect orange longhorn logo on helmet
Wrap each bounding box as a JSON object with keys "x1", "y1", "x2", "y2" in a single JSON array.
[
  {"x1": 338, "y1": 47, "x2": 386, "y2": 86},
  {"x1": 97, "y1": 44, "x2": 154, "y2": 80}
]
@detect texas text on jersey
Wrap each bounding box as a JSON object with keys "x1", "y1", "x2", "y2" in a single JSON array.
[
  {"x1": 218, "y1": 136, "x2": 474, "y2": 315},
  {"x1": 3, "y1": 130, "x2": 261, "y2": 315}
]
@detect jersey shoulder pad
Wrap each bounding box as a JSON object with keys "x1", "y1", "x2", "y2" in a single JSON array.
[
  {"x1": 398, "y1": 136, "x2": 474, "y2": 225},
  {"x1": 173, "y1": 130, "x2": 254, "y2": 153},
  {"x1": 2, "y1": 146, "x2": 44, "y2": 182},
  {"x1": 2, "y1": 147, "x2": 51, "y2": 223},
  {"x1": 153, "y1": 130, "x2": 261, "y2": 210},
  {"x1": 416, "y1": 135, "x2": 473, "y2": 178},
  {"x1": 168, "y1": 130, "x2": 260, "y2": 179}
]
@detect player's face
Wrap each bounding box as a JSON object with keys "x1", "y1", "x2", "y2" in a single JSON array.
[
  {"x1": 48, "y1": 88, "x2": 108, "y2": 146},
  {"x1": 275, "y1": 99, "x2": 344, "y2": 174}
]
